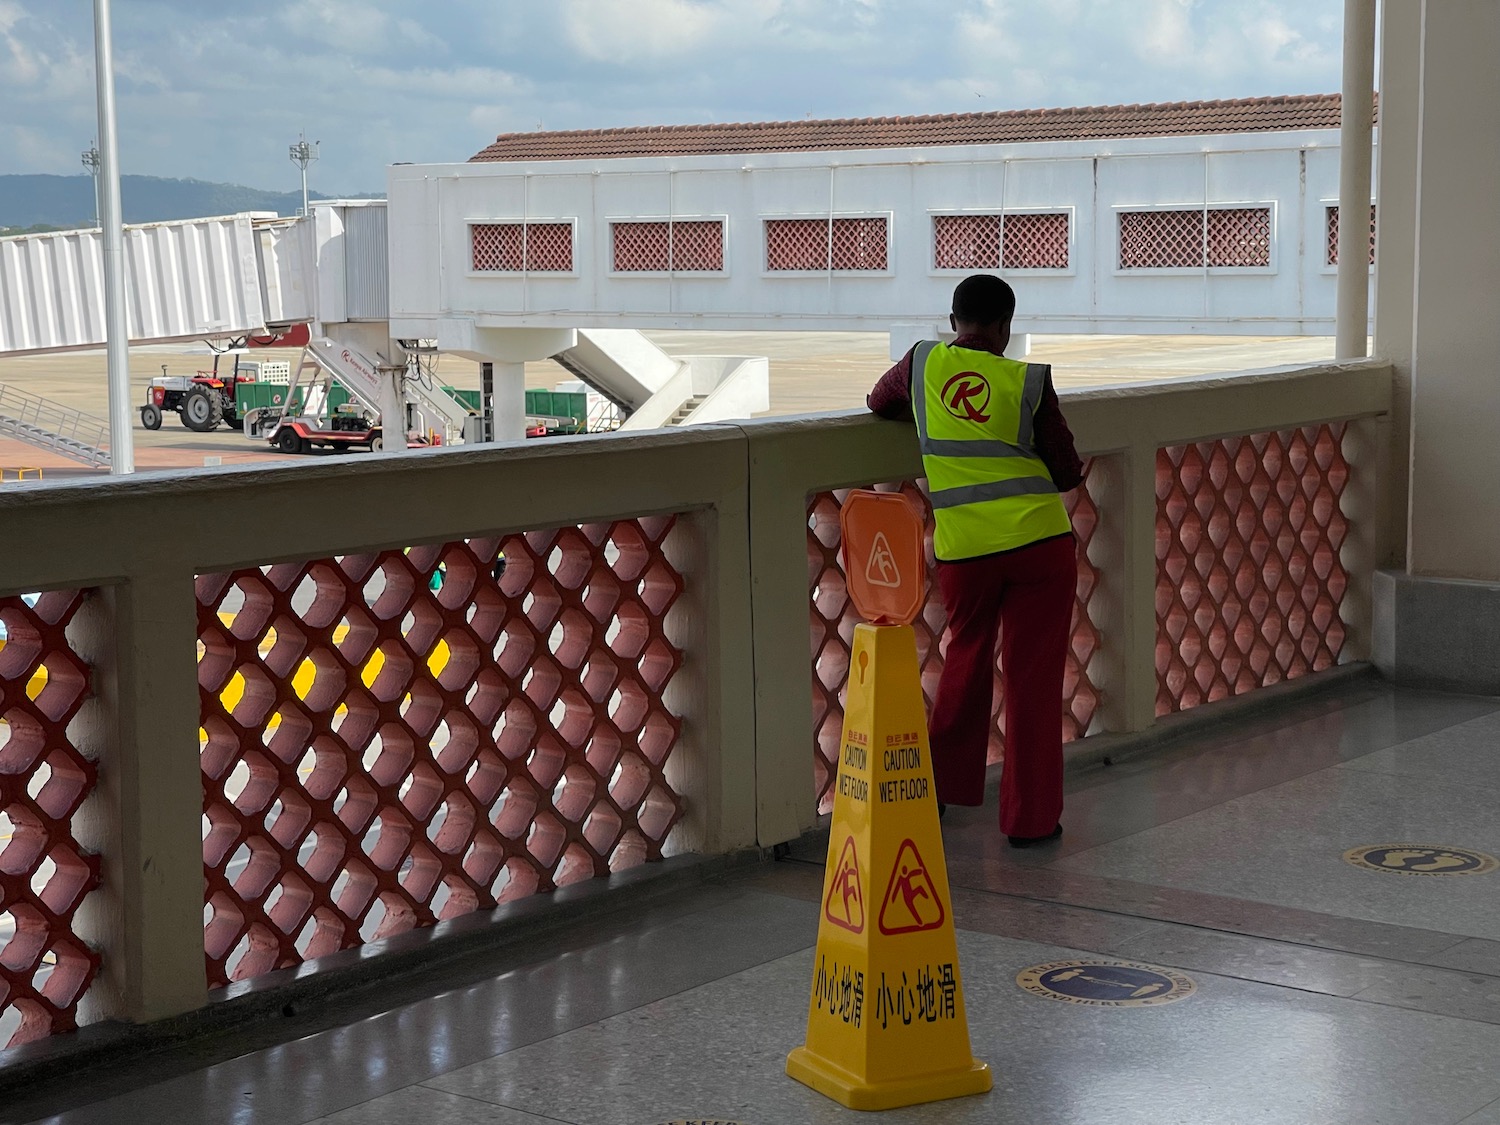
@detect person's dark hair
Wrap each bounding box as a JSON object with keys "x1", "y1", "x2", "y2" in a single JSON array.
[{"x1": 951, "y1": 274, "x2": 1016, "y2": 327}]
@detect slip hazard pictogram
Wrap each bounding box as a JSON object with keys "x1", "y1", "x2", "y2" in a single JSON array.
[
  {"x1": 839, "y1": 490, "x2": 924, "y2": 626},
  {"x1": 865, "y1": 532, "x2": 902, "y2": 589},
  {"x1": 824, "y1": 837, "x2": 865, "y2": 933},
  {"x1": 877, "y1": 838, "x2": 945, "y2": 935}
]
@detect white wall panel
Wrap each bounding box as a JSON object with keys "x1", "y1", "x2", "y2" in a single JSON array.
[
  {"x1": 0, "y1": 214, "x2": 268, "y2": 355},
  {"x1": 387, "y1": 130, "x2": 1366, "y2": 337}
]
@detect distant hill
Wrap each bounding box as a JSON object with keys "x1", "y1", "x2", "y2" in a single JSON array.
[{"x1": 0, "y1": 174, "x2": 381, "y2": 230}]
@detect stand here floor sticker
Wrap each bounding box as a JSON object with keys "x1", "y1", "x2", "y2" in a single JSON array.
[
  {"x1": 1017, "y1": 960, "x2": 1197, "y2": 1008},
  {"x1": 1344, "y1": 845, "x2": 1498, "y2": 876}
]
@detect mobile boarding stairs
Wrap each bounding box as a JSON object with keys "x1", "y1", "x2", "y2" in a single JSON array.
[{"x1": 0, "y1": 384, "x2": 111, "y2": 469}]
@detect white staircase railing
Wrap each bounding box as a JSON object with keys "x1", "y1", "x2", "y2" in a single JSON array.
[
  {"x1": 303, "y1": 337, "x2": 473, "y2": 444},
  {"x1": 0, "y1": 384, "x2": 111, "y2": 468}
]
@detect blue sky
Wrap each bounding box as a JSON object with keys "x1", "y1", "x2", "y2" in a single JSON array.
[{"x1": 1, "y1": 0, "x2": 1343, "y2": 194}]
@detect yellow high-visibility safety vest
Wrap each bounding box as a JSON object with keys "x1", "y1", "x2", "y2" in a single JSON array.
[{"x1": 911, "y1": 341, "x2": 1072, "y2": 561}]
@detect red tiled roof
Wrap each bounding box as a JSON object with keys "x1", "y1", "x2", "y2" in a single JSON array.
[{"x1": 470, "y1": 93, "x2": 1355, "y2": 163}]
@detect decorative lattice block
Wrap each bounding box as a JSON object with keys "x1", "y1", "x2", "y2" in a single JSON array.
[{"x1": 198, "y1": 520, "x2": 686, "y2": 986}]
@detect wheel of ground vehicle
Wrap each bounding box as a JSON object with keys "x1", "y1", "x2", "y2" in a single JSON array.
[
  {"x1": 140, "y1": 403, "x2": 162, "y2": 430},
  {"x1": 275, "y1": 426, "x2": 303, "y2": 454},
  {"x1": 181, "y1": 386, "x2": 223, "y2": 432},
  {"x1": 221, "y1": 409, "x2": 239, "y2": 429},
  {"x1": 370, "y1": 435, "x2": 384, "y2": 453}
]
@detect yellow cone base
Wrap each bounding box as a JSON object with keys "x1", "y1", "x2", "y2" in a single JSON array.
[
  {"x1": 787, "y1": 1046, "x2": 992, "y2": 1111},
  {"x1": 787, "y1": 624, "x2": 990, "y2": 1110}
]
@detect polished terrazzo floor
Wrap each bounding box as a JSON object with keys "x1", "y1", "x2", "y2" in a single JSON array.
[{"x1": 15, "y1": 678, "x2": 1500, "y2": 1125}]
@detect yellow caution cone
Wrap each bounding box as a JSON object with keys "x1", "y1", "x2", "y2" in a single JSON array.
[{"x1": 786, "y1": 621, "x2": 992, "y2": 1110}]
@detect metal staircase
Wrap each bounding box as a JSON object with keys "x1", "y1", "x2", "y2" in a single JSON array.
[{"x1": 0, "y1": 385, "x2": 111, "y2": 468}]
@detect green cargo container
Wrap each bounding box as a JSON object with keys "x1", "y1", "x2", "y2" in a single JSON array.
[
  {"x1": 526, "y1": 389, "x2": 588, "y2": 433},
  {"x1": 236, "y1": 382, "x2": 352, "y2": 416},
  {"x1": 445, "y1": 388, "x2": 481, "y2": 412},
  {"x1": 441, "y1": 388, "x2": 588, "y2": 434}
]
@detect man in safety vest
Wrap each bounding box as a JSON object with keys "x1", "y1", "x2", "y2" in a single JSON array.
[{"x1": 867, "y1": 274, "x2": 1084, "y2": 847}]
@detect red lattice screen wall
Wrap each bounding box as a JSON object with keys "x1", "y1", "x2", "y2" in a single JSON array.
[
  {"x1": 0, "y1": 591, "x2": 102, "y2": 1047},
  {"x1": 933, "y1": 214, "x2": 1070, "y2": 271},
  {"x1": 1003, "y1": 213, "x2": 1071, "y2": 270},
  {"x1": 1326, "y1": 205, "x2": 1378, "y2": 266},
  {"x1": 1156, "y1": 426, "x2": 1351, "y2": 715},
  {"x1": 471, "y1": 223, "x2": 575, "y2": 272},
  {"x1": 198, "y1": 521, "x2": 686, "y2": 987},
  {"x1": 1119, "y1": 208, "x2": 1272, "y2": 269},
  {"x1": 766, "y1": 218, "x2": 888, "y2": 271},
  {"x1": 807, "y1": 479, "x2": 1102, "y2": 811},
  {"x1": 612, "y1": 221, "x2": 725, "y2": 272}
]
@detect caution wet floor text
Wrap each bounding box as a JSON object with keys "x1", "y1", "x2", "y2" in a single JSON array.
[{"x1": 785, "y1": 620, "x2": 991, "y2": 1110}]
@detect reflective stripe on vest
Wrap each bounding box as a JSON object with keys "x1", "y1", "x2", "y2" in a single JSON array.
[{"x1": 912, "y1": 341, "x2": 1072, "y2": 561}]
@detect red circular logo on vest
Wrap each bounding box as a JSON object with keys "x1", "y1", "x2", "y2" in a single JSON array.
[{"x1": 941, "y1": 371, "x2": 991, "y2": 423}]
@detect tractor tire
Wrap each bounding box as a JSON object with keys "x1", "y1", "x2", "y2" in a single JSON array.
[
  {"x1": 140, "y1": 404, "x2": 163, "y2": 430},
  {"x1": 181, "y1": 387, "x2": 223, "y2": 432},
  {"x1": 275, "y1": 426, "x2": 304, "y2": 454}
]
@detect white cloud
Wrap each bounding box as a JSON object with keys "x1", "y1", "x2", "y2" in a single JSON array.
[
  {"x1": 1137, "y1": 0, "x2": 1198, "y2": 62},
  {"x1": 280, "y1": 0, "x2": 446, "y2": 57},
  {"x1": 561, "y1": 0, "x2": 731, "y2": 62},
  {"x1": 0, "y1": 0, "x2": 1345, "y2": 191}
]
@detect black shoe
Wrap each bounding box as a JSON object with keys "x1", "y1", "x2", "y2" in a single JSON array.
[{"x1": 1007, "y1": 823, "x2": 1063, "y2": 849}]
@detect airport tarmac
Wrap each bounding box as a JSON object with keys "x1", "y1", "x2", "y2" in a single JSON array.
[{"x1": 0, "y1": 332, "x2": 1334, "y2": 481}]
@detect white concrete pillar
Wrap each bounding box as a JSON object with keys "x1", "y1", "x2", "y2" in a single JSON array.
[
  {"x1": 1372, "y1": 0, "x2": 1423, "y2": 569},
  {"x1": 433, "y1": 323, "x2": 577, "y2": 444},
  {"x1": 1406, "y1": 0, "x2": 1500, "y2": 580},
  {"x1": 1375, "y1": 1, "x2": 1500, "y2": 693},
  {"x1": 490, "y1": 361, "x2": 528, "y2": 442},
  {"x1": 1335, "y1": 0, "x2": 1377, "y2": 360}
]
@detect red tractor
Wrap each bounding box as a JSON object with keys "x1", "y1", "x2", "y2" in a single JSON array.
[
  {"x1": 142, "y1": 369, "x2": 233, "y2": 432},
  {"x1": 139, "y1": 329, "x2": 307, "y2": 432}
]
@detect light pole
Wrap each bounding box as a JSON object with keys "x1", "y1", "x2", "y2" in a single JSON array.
[
  {"x1": 289, "y1": 133, "x2": 319, "y2": 217},
  {"x1": 92, "y1": 0, "x2": 134, "y2": 474},
  {"x1": 81, "y1": 145, "x2": 101, "y2": 227}
]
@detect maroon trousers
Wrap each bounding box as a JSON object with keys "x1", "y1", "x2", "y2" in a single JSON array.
[{"x1": 929, "y1": 534, "x2": 1077, "y2": 838}]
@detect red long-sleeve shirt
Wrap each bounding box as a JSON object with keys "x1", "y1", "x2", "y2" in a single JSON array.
[{"x1": 867, "y1": 335, "x2": 1085, "y2": 492}]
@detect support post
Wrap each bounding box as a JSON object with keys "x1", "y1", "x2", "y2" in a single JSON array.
[
  {"x1": 1084, "y1": 449, "x2": 1158, "y2": 735},
  {"x1": 480, "y1": 361, "x2": 495, "y2": 442},
  {"x1": 490, "y1": 362, "x2": 527, "y2": 442},
  {"x1": 1336, "y1": 0, "x2": 1378, "y2": 360},
  {"x1": 92, "y1": 0, "x2": 134, "y2": 475},
  {"x1": 83, "y1": 575, "x2": 209, "y2": 1021},
  {"x1": 1116, "y1": 448, "x2": 1161, "y2": 732},
  {"x1": 378, "y1": 363, "x2": 405, "y2": 454},
  {"x1": 1372, "y1": 0, "x2": 1422, "y2": 569}
]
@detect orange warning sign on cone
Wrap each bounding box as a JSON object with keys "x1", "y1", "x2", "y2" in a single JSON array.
[
  {"x1": 840, "y1": 490, "x2": 926, "y2": 626},
  {"x1": 786, "y1": 622, "x2": 992, "y2": 1111}
]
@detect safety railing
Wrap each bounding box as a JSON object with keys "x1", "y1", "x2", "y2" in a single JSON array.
[
  {"x1": 0, "y1": 385, "x2": 110, "y2": 455},
  {"x1": 0, "y1": 357, "x2": 1391, "y2": 1051},
  {"x1": 0, "y1": 590, "x2": 103, "y2": 1048},
  {"x1": 743, "y1": 359, "x2": 1390, "y2": 842},
  {"x1": 197, "y1": 524, "x2": 687, "y2": 986}
]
